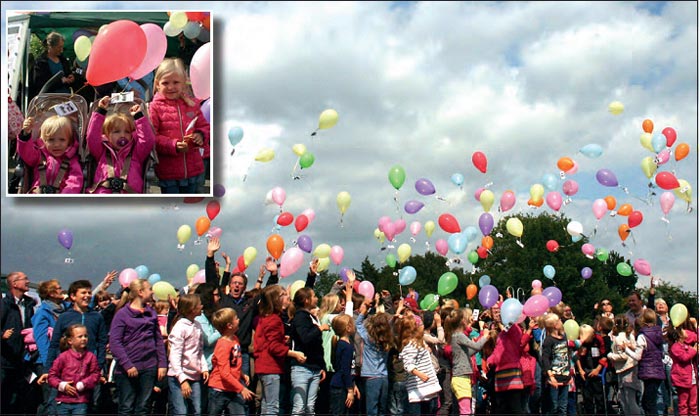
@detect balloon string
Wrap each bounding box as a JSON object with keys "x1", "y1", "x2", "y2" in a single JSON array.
[{"x1": 310, "y1": 128, "x2": 318, "y2": 137}]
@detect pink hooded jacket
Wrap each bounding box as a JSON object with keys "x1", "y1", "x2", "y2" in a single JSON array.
[
  {"x1": 48, "y1": 349, "x2": 100, "y2": 404},
  {"x1": 16, "y1": 131, "x2": 83, "y2": 193},
  {"x1": 669, "y1": 329, "x2": 699, "y2": 389}
]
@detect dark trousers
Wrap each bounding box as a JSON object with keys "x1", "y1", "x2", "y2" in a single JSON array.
[
  {"x1": 330, "y1": 386, "x2": 350, "y2": 416},
  {"x1": 582, "y1": 376, "x2": 605, "y2": 415},
  {"x1": 1, "y1": 366, "x2": 34, "y2": 415},
  {"x1": 642, "y1": 379, "x2": 663, "y2": 416},
  {"x1": 114, "y1": 368, "x2": 158, "y2": 416},
  {"x1": 492, "y1": 389, "x2": 525, "y2": 415}
]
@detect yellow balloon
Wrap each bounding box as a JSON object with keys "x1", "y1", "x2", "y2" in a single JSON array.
[
  {"x1": 74, "y1": 35, "x2": 91, "y2": 61},
  {"x1": 506, "y1": 217, "x2": 523, "y2": 238},
  {"x1": 314, "y1": 243, "x2": 331, "y2": 258},
  {"x1": 374, "y1": 228, "x2": 386, "y2": 243},
  {"x1": 529, "y1": 184, "x2": 544, "y2": 202},
  {"x1": 316, "y1": 257, "x2": 331, "y2": 272},
  {"x1": 670, "y1": 303, "x2": 689, "y2": 327},
  {"x1": 640, "y1": 156, "x2": 657, "y2": 179},
  {"x1": 152, "y1": 281, "x2": 177, "y2": 301},
  {"x1": 318, "y1": 109, "x2": 339, "y2": 130},
  {"x1": 337, "y1": 191, "x2": 351, "y2": 214},
  {"x1": 673, "y1": 179, "x2": 693, "y2": 203},
  {"x1": 397, "y1": 243, "x2": 412, "y2": 263},
  {"x1": 186, "y1": 264, "x2": 199, "y2": 280},
  {"x1": 563, "y1": 319, "x2": 580, "y2": 340},
  {"x1": 608, "y1": 101, "x2": 624, "y2": 115},
  {"x1": 640, "y1": 133, "x2": 654, "y2": 152},
  {"x1": 424, "y1": 220, "x2": 436, "y2": 238},
  {"x1": 177, "y1": 224, "x2": 192, "y2": 245},
  {"x1": 289, "y1": 280, "x2": 305, "y2": 300},
  {"x1": 255, "y1": 148, "x2": 275, "y2": 162},
  {"x1": 169, "y1": 11, "x2": 188, "y2": 30},
  {"x1": 479, "y1": 189, "x2": 495, "y2": 212},
  {"x1": 292, "y1": 144, "x2": 307, "y2": 157},
  {"x1": 243, "y1": 246, "x2": 257, "y2": 266}
]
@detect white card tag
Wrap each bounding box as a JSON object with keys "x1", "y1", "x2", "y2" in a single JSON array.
[
  {"x1": 110, "y1": 91, "x2": 134, "y2": 104},
  {"x1": 591, "y1": 347, "x2": 600, "y2": 358},
  {"x1": 52, "y1": 101, "x2": 78, "y2": 116},
  {"x1": 472, "y1": 309, "x2": 480, "y2": 321}
]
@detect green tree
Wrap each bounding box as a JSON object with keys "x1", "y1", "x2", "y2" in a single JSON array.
[{"x1": 642, "y1": 281, "x2": 699, "y2": 319}]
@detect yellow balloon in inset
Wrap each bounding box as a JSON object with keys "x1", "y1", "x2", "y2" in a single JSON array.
[
  {"x1": 374, "y1": 228, "x2": 385, "y2": 243},
  {"x1": 479, "y1": 189, "x2": 495, "y2": 212},
  {"x1": 292, "y1": 144, "x2": 307, "y2": 157},
  {"x1": 424, "y1": 220, "x2": 436, "y2": 237},
  {"x1": 639, "y1": 133, "x2": 654, "y2": 152},
  {"x1": 169, "y1": 11, "x2": 188, "y2": 30},
  {"x1": 397, "y1": 243, "x2": 412, "y2": 263},
  {"x1": 243, "y1": 246, "x2": 257, "y2": 266},
  {"x1": 318, "y1": 109, "x2": 339, "y2": 130},
  {"x1": 673, "y1": 179, "x2": 692, "y2": 203},
  {"x1": 186, "y1": 264, "x2": 200, "y2": 280},
  {"x1": 177, "y1": 224, "x2": 192, "y2": 244},
  {"x1": 74, "y1": 35, "x2": 92, "y2": 61},
  {"x1": 316, "y1": 256, "x2": 331, "y2": 272},
  {"x1": 255, "y1": 148, "x2": 275, "y2": 162},
  {"x1": 608, "y1": 101, "x2": 624, "y2": 115},
  {"x1": 529, "y1": 184, "x2": 545, "y2": 202},
  {"x1": 289, "y1": 279, "x2": 306, "y2": 300},
  {"x1": 506, "y1": 217, "x2": 524, "y2": 238},
  {"x1": 337, "y1": 191, "x2": 351, "y2": 214},
  {"x1": 640, "y1": 156, "x2": 657, "y2": 179},
  {"x1": 152, "y1": 281, "x2": 177, "y2": 301},
  {"x1": 314, "y1": 243, "x2": 331, "y2": 258}
]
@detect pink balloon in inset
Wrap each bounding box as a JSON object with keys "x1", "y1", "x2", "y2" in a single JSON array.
[
  {"x1": 279, "y1": 247, "x2": 305, "y2": 278},
  {"x1": 581, "y1": 243, "x2": 595, "y2": 257},
  {"x1": 655, "y1": 149, "x2": 671, "y2": 165},
  {"x1": 500, "y1": 190, "x2": 516, "y2": 212},
  {"x1": 129, "y1": 23, "x2": 168, "y2": 81},
  {"x1": 394, "y1": 219, "x2": 406, "y2": 235},
  {"x1": 562, "y1": 180, "x2": 579, "y2": 196},
  {"x1": 592, "y1": 199, "x2": 608, "y2": 220},
  {"x1": 546, "y1": 192, "x2": 563, "y2": 211},
  {"x1": 409, "y1": 221, "x2": 422, "y2": 236},
  {"x1": 330, "y1": 245, "x2": 344, "y2": 265},
  {"x1": 271, "y1": 187, "x2": 286, "y2": 207},
  {"x1": 435, "y1": 239, "x2": 448, "y2": 256},
  {"x1": 633, "y1": 259, "x2": 651, "y2": 276},
  {"x1": 659, "y1": 192, "x2": 675, "y2": 215}
]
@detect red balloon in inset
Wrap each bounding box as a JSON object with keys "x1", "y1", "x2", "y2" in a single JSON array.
[
  {"x1": 655, "y1": 171, "x2": 680, "y2": 190},
  {"x1": 87, "y1": 20, "x2": 147, "y2": 86},
  {"x1": 628, "y1": 211, "x2": 644, "y2": 228},
  {"x1": 472, "y1": 151, "x2": 488, "y2": 174},
  {"x1": 438, "y1": 213, "x2": 461, "y2": 233},
  {"x1": 546, "y1": 240, "x2": 559, "y2": 252},
  {"x1": 206, "y1": 200, "x2": 220, "y2": 220},
  {"x1": 662, "y1": 127, "x2": 677, "y2": 147},
  {"x1": 294, "y1": 214, "x2": 309, "y2": 232},
  {"x1": 477, "y1": 246, "x2": 489, "y2": 259},
  {"x1": 237, "y1": 255, "x2": 246, "y2": 272},
  {"x1": 277, "y1": 212, "x2": 294, "y2": 227}
]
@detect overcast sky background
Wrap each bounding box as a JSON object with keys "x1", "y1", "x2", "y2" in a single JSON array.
[{"x1": 1, "y1": 2, "x2": 697, "y2": 297}]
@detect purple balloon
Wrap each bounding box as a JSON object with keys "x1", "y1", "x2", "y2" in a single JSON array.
[
  {"x1": 596, "y1": 169, "x2": 618, "y2": 187},
  {"x1": 479, "y1": 284, "x2": 499, "y2": 309},
  {"x1": 404, "y1": 200, "x2": 425, "y2": 215},
  {"x1": 478, "y1": 212, "x2": 494, "y2": 236},
  {"x1": 213, "y1": 184, "x2": 226, "y2": 197},
  {"x1": 581, "y1": 267, "x2": 593, "y2": 279},
  {"x1": 201, "y1": 99, "x2": 211, "y2": 123},
  {"x1": 340, "y1": 267, "x2": 351, "y2": 282},
  {"x1": 297, "y1": 235, "x2": 313, "y2": 253},
  {"x1": 542, "y1": 286, "x2": 562, "y2": 307},
  {"x1": 415, "y1": 178, "x2": 436, "y2": 196},
  {"x1": 58, "y1": 229, "x2": 73, "y2": 250}
]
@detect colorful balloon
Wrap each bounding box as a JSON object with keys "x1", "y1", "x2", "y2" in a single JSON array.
[
  {"x1": 581, "y1": 267, "x2": 593, "y2": 280},
  {"x1": 297, "y1": 235, "x2": 313, "y2": 253},
  {"x1": 424, "y1": 221, "x2": 436, "y2": 238},
  {"x1": 435, "y1": 239, "x2": 448, "y2": 256},
  {"x1": 388, "y1": 165, "x2": 406, "y2": 190},
  {"x1": 628, "y1": 211, "x2": 643, "y2": 228},
  {"x1": 398, "y1": 266, "x2": 416, "y2": 285},
  {"x1": 478, "y1": 213, "x2": 494, "y2": 236},
  {"x1": 318, "y1": 109, "x2": 339, "y2": 130},
  {"x1": 659, "y1": 192, "x2": 675, "y2": 215},
  {"x1": 500, "y1": 190, "x2": 516, "y2": 212},
  {"x1": 506, "y1": 217, "x2": 523, "y2": 238},
  {"x1": 358, "y1": 281, "x2": 375, "y2": 300},
  {"x1": 543, "y1": 265, "x2": 556, "y2": 279},
  {"x1": 397, "y1": 243, "x2": 412, "y2": 263},
  {"x1": 564, "y1": 319, "x2": 580, "y2": 340},
  {"x1": 542, "y1": 287, "x2": 562, "y2": 307},
  {"x1": 530, "y1": 184, "x2": 545, "y2": 202},
  {"x1": 415, "y1": 178, "x2": 436, "y2": 196},
  {"x1": 438, "y1": 213, "x2": 461, "y2": 234},
  {"x1": 655, "y1": 171, "x2": 680, "y2": 190},
  {"x1": 87, "y1": 20, "x2": 147, "y2": 86},
  {"x1": 546, "y1": 240, "x2": 559, "y2": 252},
  {"x1": 557, "y1": 157, "x2": 575, "y2": 172},
  {"x1": 566, "y1": 221, "x2": 583, "y2": 237},
  {"x1": 74, "y1": 35, "x2": 91, "y2": 61},
  {"x1": 608, "y1": 101, "x2": 624, "y2": 115},
  {"x1": 670, "y1": 303, "x2": 688, "y2": 327},
  {"x1": 279, "y1": 247, "x2": 305, "y2": 278},
  {"x1": 501, "y1": 298, "x2": 523, "y2": 326},
  {"x1": 386, "y1": 254, "x2": 397, "y2": 269},
  {"x1": 640, "y1": 156, "x2": 657, "y2": 179},
  {"x1": 314, "y1": 243, "x2": 331, "y2": 259},
  {"x1": 292, "y1": 143, "x2": 307, "y2": 157},
  {"x1": 243, "y1": 247, "x2": 257, "y2": 266},
  {"x1": 523, "y1": 294, "x2": 549, "y2": 317},
  {"x1": 152, "y1": 281, "x2": 177, "y2": 301},
  {"x1": 206, "y1": 200, "x2": 220, "y2": 220},
  {"x1": 616, "y1": 262, "x2": 632, "y2": 276},
  {"x1": 448, "y1": 232, "x2": 468, "y2": 255},
  {"x1": 176, "y1": 224, "x2": 192, "y2": 245},
  {"x1": 337, "y1": 191, "x2": 352, "y2": 214},
  {"x1": 437, "y1": 272, "x2": 458, "y2": 296},
  {"x1": 255, "y1": 148, "x2": 275, "y2": 162},
  {"x1": 277, "y1": 212, "x2": 294, "y2": 227},
  {"x1": 546, "y1": 192, "x2": 563, "y2": 211},
  {"x1": 294, "y1": 214, "x2": 309, "y2": 232},
  {"x1": 271, "y1": 187, "x2": 286, "y2": 207},
  {"x1": 466, "y1": 283, "x2": 478, "y2": 300},
  {"x1": 674, "y1": 179, "x2": 692, "y2": 203},
  {"x1": 479, "y1": 189, "x2": 495, "y2": 212},
  {"x1": 592, "y1": 199, "x2": 608, "y2": 220},
  {"x1": 266, "y1": 234, "x2": 284, "y2": 260},
  {"x1": 330, "y1": 245, "x2": 344, "y2": 265},
  {"x1": 562, "y1": 180, "x2": 579, "y2": 196},
  {"x1": 662, "y1": 127, "x2": 677, "y2": 147},
  {"x1": 675, "y1": 143, "x2": 690, "y2": 161},
  {"x1": 130, "y1": 23, "x2": 168, "y2": 80},
  {"x1": 617, "y1": 204, "x2": 633, "y2": 216},
  {"x1": 642, "y1": 119, "x2": 654, "y2": 134},
  {"x1": 299, "y1": 152, "x2": 315, "y2": 169},
  {"x1": 633, "y1": 259, "x2": 651, "y2": 276},
  {"x1": 640, "y1": 133, "x2": 654, "y2": 152},
  {"x1": 478, "y1": 285, "x2": 499, "y2": 309},
  {"x1": 604, "y1": 195, "x2": 617, "y2": 211},
  {"x1": 119, "y1": 268, "x2": 138, "y2": 288},
  {"x1": 135, "y1": 265, "x2": 149, "y2": 279},
  {"x1": 195, "y1": 216, "x2": 211, "y2": 237},
  {"x1": 618, "y1": 224, "x2": 631, "y2": 242},
  {"x1": 451, "y1": 173, "x2": 464, "y2": 187},
  {"x1": 409, "y1": 221, "x2": 422, "y2": 237},
  {"x1": 190, "y1": 42, "x2": 211, "y2": 100},
  {"x1": 596, "y1": 169, "x2": 619, "y2": 187},
  {"x1": 404, "y1": 200, "x2": 425, "y2": 215},
  {"x1": 472, "y1": 151, "x2": 487, "y2": 173},
  {"x1": 579, "y1": 143, "x2": 603, "y2": 158},
  {"x1": 58, "y1": 229, "x2": 73, "y2": 250}
]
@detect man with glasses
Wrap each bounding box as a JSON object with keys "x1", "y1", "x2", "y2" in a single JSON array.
[{"x1": 1, "y1": 271, "x2": 38, "y2": 414}]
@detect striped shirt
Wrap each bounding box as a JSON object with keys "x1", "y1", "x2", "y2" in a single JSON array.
[{"x1": 399, "y1": 341, "x2": 442, "y2": 403}]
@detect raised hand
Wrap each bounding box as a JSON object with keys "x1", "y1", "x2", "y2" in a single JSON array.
[
  {"x1": 265, "y1": 257, "x2": 278, "y2": 273},
  {"x1": 22, "y1": 117, "x2": 34, "y2": 134},
  {"x1": 207, "y1": 237, "x2": 221, "y2": 257},
  {"x1": 129, "y1": 104, "x2": 141, "y2": 116},
  {"x1": 98, "y1": 96, "x2": 111, "y2": 110}
]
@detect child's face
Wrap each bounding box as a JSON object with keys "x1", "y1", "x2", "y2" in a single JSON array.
[
  {"x1": 71, "y1": 288, "x2": 92, "y2": 311},
  {"x1": 230, "y1": 314, "x2": 240, "y2": 333},
  {"x1": 43, "y1": 129, "x2": 71, "y2": 158},
  {"x1": 139, "y1": 283, "x2": 154, "y2": 303},
  {"x1": 346, "y1": 320, "x2": 356, "y2": 336},
  {"x1": 69, "y1": 327, "x2": 88, "y2": 350},
  {"x1": 156, "y1": 72, "x2": 185, "y2": 99},
  {"x1": 108, "y1": 123, "x2": 133, "y2": 150}
]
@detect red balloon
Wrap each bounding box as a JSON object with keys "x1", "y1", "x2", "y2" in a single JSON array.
[
  {"x1": 206, "y1": 200, "x2": 220, "y2": 220},
  {"x1": 231, "y1": 267, "x2": 240, "y2": 274},
  {"x1": 86, "y1": 20, "x2": 147, "y2": 86},
  {"x1": 277, "y1": 212, "x2": 294, "y2": 227},
  {"x1": 294, "y1": 214, "x2": 309, "y2": 232},
  {"x1": 546, "y1": 240, "x2": 559, "y2": 252},
  {"x1": 628, "y1": 211, "x2": 644, "y2": 228},
  {"x1": 186, "y1": 12, "x2": 206, "y2": 21},
  {"x1": 655, "y1": 171, "x2": 680, "y2": 190},
  {"x1": 183, "y1": 197, "x2": 205, "y2": 204},
  {"x1": 237, "y1": 255, "x2": 246, "y2": 272},
  {"x1": 477, "y1": 246, "x2": 489, "y2": 259},
  {"x1": 662, "y1": 127, "x2": 677, "y2": 147},
  {"x1": 438, "y1": 213, "x2": 461, "y2": 233},
  {"x1": 472, "y1": 151, "x2": 488, "y2": 174}
]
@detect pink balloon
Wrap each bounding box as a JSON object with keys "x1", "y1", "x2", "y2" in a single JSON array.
[
  {"x1": 531, "y1": 279, "x2": 542, "y2": 289},
  {"x1": 435, "y1": 239, "x2": 448, "y2": 256},
  {"x1": 190, "y1": 42, "x2": 211, "y2": 100},
  {"x1": 523, "y1": 294, "x2": 550, "y2": 317},
  {"x1": 500, "y1": 190, "x2": 516, "y2": 212},
  {"x1": 279, "y1": 247, "x2": 305, "y2": 278},
  {"x1": 330, "y1": 245, "x2": 344, "y2": 266},
  {"x1": 562, "y1": 180, "x2": 579, "y2": 196},
  {"x1": 301, "y1": 208, "x2": 316, "y2": 223},
  {"x1": 546, "y1": 192, "x2": 563, "y2": 211},
  {"x1": 129, "y1": 23, "x2": 167, "y2": 81},
  {"x1": 409, "y1": 221, "x2": 422, "y2": 236},
  {"x1": 383, "y1": 222, "x2": 397, "y2": 242},
  {"x1": 581, "y1": 243, "x2": 595, "y2": 257},
  {"x1": 87, "y1": 20, "x2": 146, "y2": 86},
  {"x1": 659, "y1": 192, "x2": 675, "y2": 215},
  {"x1": 633, "y1": 259, "x2": 651, "y2": 276},
  {"x1": 655, "y1": 149, "x2": 671, "y2": 165},
  {"x1": 206, "y1": 226, "x2": 223, "y2": 238},
  {"x1": 378, "y1": 216, "x2": 392, "y2": 232},
  {"x1": 119, "y1": 268, "x2": 138, "y2": 288},
  {"x1": 592, "y1": 199, "x2": 608, "y2": 220},
  {"x1": 192, "y1": 269, "x2": 206, "y2": 284},
  {"x1": 271, "y1": 187, "x2": 286, "y2": 207},
  {"x1": 474, "y1": 187, "x2": 485, "y2": 202},
  {"x1": 358, "y1": 281, "x2": 375, "y2": 300},
  {"x1": 393, "y1": 219, "x2": 406, "y2": 235}
]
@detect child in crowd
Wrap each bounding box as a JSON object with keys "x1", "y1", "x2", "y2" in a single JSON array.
[
  {"x1": 209, "y1": 307, "x2": 256, "y2": 415},
  {"x1": 330, "y1": 313, "x2": 359, "y2": 416},
  {"x1": 355, "y1": 298, "x2": 393, "y2": 416},
  {"x1": 607, "y1": 313, "x2": 643, "y2": 416},
  {"x1": 541, "y1": 313, "x2": 573, "y2": 416},
  {"x1": 48, "y1": 324, "x2": 101, "y2": 415},
  {"x1": 576, "y1": 324, "x2": 607, "y2": 415},
  {"x1": 85, "y1": 95, "x2": 155, "y2": 193},
  {"x1": 167, "y1": 293, "x2": 209, "y2": 416},
  {"x1": 625, "y1": 308, "x2": 666, "y2": 416},
  {"x1": 17, "y1": 114, "x2": 83, "y2": 193},
  {"x1": 150, "y1": 299, "x2": 171, "y2": 416},
  {"x1": 487, "y1": 311, "x2": 526, "y2": 415},
  {"x1": 667, "y1": 321, "x2": 699, "y2": 416},
  {"x1": 149, "y1": 57, "x2": 210, "y2": 194}
]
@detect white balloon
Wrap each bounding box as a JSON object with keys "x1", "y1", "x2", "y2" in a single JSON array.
[
  {"x1": 566, "y1": 221, "x2": 583, "y2": 237},
  {"x1": 163, "y1": 21, "x2": 183, "y2": 37}
]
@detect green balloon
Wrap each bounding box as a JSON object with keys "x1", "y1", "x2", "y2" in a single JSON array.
[
  {"x1": 438, "y1": 272, "x2": 458, "y2": 296},
  {"x1": 616, "y1": 262, "x2": 632, "y2": 276},
  {"x1": 424, "y1": 293, "x2": 439, "y2": 311},
  {"x1": 386, "y1": 253, "x2": 397, "y2": 268},
  {"x1": 596, "y1": 248, "x2": 609, "y2": 262},
  {"x1": 468, "y1": 251, "x2": 479, "y2": 264},
  {"x1": 299, "y1": 152, "x2": 315, "y2": 169},
  {"x1": 388, "y1": 165, "x2": 406, "y2": 190}
]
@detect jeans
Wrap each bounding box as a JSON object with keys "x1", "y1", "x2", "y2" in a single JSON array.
[
  {"x1": 364, "y1": 376, "x2": 389, "y2": 416},
  {"x1": 259, "y1": 374, "x2": 281, "y2": 416},
  {"x1": 159, "y1": 177, "x2": 200, "y2": 194},
  {"x1": 56, "y1": 402, "x2": 87, "y2": 415},
  {"x1": 547, "y1": 384, "x2": 568, "y2": 415},
  {"x1": 406, "y1": 397, "x2": 437, "y2": 416},
  {"x1": 114, "y1": 367, "x2": 157, "y2": 416},
  {"x1": 330, "y1": 386, "x2": 350, "y2": 416},
  {"x1": 290, "y1": 366, "x2": 321, "y2": 415},
  {"x1": 388, "y1": 380, "x2": 408, "y2": 416},
  {"x1": 168, "y1": 377, "x2": 203, "y2": 416},
  {"x1": 642, "y1": 379, "x2": 663, "y2": 416},
  {"x1": 208, "y1": 388, "x2": 247, "y2": 415}
]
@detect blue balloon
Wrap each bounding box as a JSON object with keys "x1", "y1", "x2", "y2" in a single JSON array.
[
  {"x1": 543, "y1": 264, "x2": 556, "y2": 279},
  {"x1": 579, "y1": 143, "x2": 603, "y2": 158},
  {"x1": 448, "y1": 232, "x2": 468, "y2": 254},
  {"x1": 451, "y1": 173, "x2": 464, "y2": 187},
  {"x1": 463, "y1": 226, "x2": 478, "y2": 243},
  {"x1": 571, "y1": 234, "x2": 583, "y2": 243},
  {"x1": 148, "y1": 274, "x2": 161, "y2": 284},
  {"x1": 652, "y1": 133, "x2": 666, "y2": 153},
  {"x1": 135, "y1": 265, "x2": 149, "y2": 279},
  {"x1": 228, "y1": 126, "x2": 244, "y2": 147},
  {"x1": 479, "y1": 274, "x2": 491, "y2": 288},
  {"x1": 542, "y1": 173, "x2": 559, "y2": 191},
  {"x1": 399, "y1": 266, "x2": 417, "y2": 286},
  {"x1": 501, "y1": 298, "x2": 523, "y2": 326}
]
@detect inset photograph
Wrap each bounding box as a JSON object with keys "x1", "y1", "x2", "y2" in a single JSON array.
[{"x1": 7, "y1": 11, "x2": 213, "y2": 196}]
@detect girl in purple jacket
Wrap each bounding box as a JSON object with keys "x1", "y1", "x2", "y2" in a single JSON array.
[{"x1": 48, "y1": 324, "x2": 100, "y2": 415}]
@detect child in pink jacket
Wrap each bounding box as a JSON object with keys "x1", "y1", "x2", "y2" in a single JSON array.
[{"x1": 668, "y1": 322, "x2": 699, "y2": 415}]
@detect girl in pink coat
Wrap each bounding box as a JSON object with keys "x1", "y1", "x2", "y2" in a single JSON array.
[{"x1": 668, "y1": 322, "x2": 699, "y2": 415}]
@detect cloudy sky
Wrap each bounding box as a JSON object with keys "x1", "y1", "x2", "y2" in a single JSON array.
[{"x1": 1, "y1": 2, "x2": 697, "y2": 297}]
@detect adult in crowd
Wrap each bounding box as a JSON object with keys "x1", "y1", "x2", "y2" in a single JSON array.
[
  {"x1": 30, "y1": 31, "x2": 75, "y2": 100},
  {"x1": 625, "y1": 276, "x2": 656, "y2": 329},
  {"x1": 592, "y1": 297, "x2": 615, "y2": 321}
]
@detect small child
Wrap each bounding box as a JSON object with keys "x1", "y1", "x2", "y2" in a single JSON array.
[
  {"x1": 209, "y1": 307, "x2": 255, "y2": 415},
  {"x1": 85, "y1": 96, "x2": 155, "y2": 194},
  {"x1": 667, "y1": 321, "x2": 699, "y2": 416},
  {"x1": 48, "y1": 324, "x2": 101, "y2": 415},
  {"x1": 329, "y1": 314, "x2": 359, "y2": 416},
  {"x1": 607, "y1": 314, "x2": 642, "y2": 416},
  {"x1": 625, "y1": 308, "x2": 666, "y2": 416},
  {"x1": 155, "y1": 300, "x2": 171, "y2": 341},
  {"x1": 17, "y1": 115, "x2": 83, "y2": 193},
  {"x1": 541, "y1": 313, "x2": 573, "y2": 416},
  {"x1": 576, "y1": 324, "x2": 607, "y2": 416}
]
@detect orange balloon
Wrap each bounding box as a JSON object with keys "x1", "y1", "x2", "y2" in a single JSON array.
[
  {"x1": 557, "y1": 157, "x2": 575, "y2": 172},
  {"x1": 528, "y1": 198, "x2": 544, "y2": 207},
  {"x1": 604, "y1": 195, "x2": 617, "y2": 211},
  {"x1": 202, "y1": 15, "x2": 211, "y2": 31},
  {"x1": 642, "y1": 119, "x2": 654, "y2": 134},
  {"x1": 266, "y1": 234, "x2": 285, "y2": 260},
  {"x1": 617, "y1": 203, "x2": 633, "y2": 216},
  {"x1": 481, "y1": 236, "x2": 494, "y2": 250},
  {"x1": 466, "y1": 283, "x2": 478, "y2": 300},
  {"x1": 675, "y1": 143, "x2": 690, "y2": 161},
  {"x1": 618, "y1": 224, "x2": 630, "y2": 241},
  {"x1": 195, "y1": 216, "x2": 210, "y2": 237}
]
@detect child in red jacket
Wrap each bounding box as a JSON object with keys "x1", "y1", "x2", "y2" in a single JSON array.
[{"x1": 668, "y1": 321, "x2": 699, "y2": 415}]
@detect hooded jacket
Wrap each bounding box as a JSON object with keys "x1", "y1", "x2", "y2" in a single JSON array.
[
  {"x1": 109, "y1": 304, "x2": 167, "y2": 374},
  {"x1": 48, "y1": 348, "x2": 100, "y2": 404},
  {"x1": 1, "y1": 293, "x2": 37, "y2": 370},
  {"x1": 31, "y1": 300, "x2": 67, "y2": 366},
  {"x1": 17, "y1": 130, "x2": 83, "y2": 193},
  {"x1": 669, "y1": 329, "x2": 699, "y2": 389}
]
